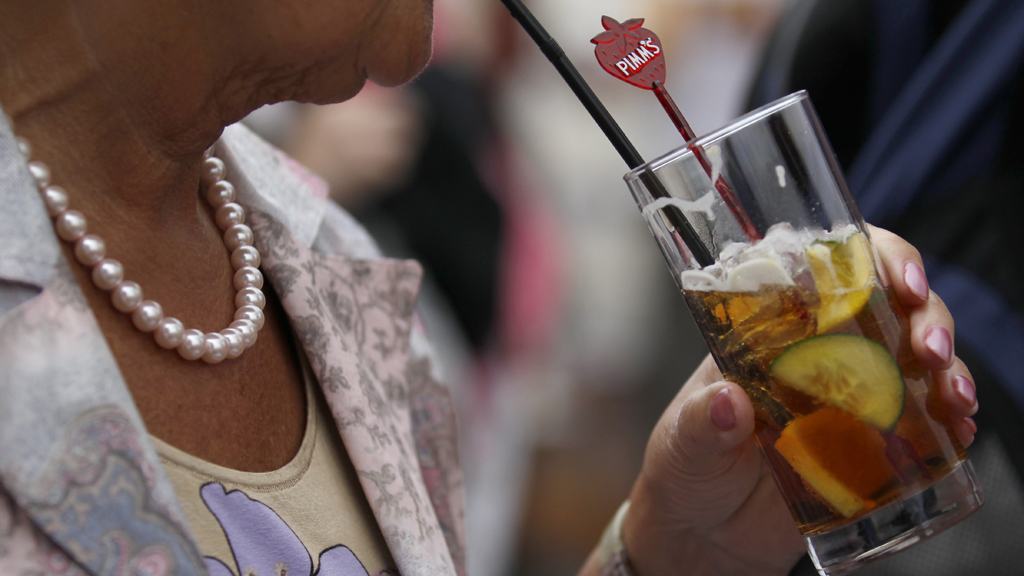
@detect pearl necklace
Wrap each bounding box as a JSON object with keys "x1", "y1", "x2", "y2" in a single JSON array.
[{"x1": 17, "y1": 138, "x2": 265, "y2": 363}]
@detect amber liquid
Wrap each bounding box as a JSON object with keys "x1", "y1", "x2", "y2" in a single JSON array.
[{"x1": 684, "y1": 282, "x2": 967, "y2": 535}]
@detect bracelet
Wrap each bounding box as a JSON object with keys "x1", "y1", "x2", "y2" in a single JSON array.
[{"x1": 597, "y1": 501, "x2": 636, "y2": 576}]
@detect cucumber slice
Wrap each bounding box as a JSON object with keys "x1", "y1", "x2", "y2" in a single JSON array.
[{"x1": 770, "y1": 334, "x2": 905, "y2": 430}]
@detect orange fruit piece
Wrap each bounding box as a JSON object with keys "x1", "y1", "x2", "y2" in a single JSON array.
[{"x1": 775, "y1": 407, "x2": 899, "y2": 517}]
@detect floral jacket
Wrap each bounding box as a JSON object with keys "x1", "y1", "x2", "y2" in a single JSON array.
[{"x1": 0, "y1": 117, "x2": 466, "y2": 576}]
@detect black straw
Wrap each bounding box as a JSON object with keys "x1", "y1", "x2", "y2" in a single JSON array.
[{"x1": 498, "y1": 0, "x2": 714, "y2": 267}]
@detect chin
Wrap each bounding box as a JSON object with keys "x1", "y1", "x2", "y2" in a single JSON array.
[
  {"x1": 279, "y1": 0, "x2": 434, "y2": 104},
  {"x1": 368, "y1": 46, "x2": 432, "y2": 86},
  {"x1": 369, "y1": 47, "x2": 432, "y2": 88},
  {"x1": 365, "y1": 3, "x2": 434, "y2": 87}
]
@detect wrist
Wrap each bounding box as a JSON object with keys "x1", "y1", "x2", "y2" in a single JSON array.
[
  {"x1": 621, "y1": 473, "x2": 706, "y2": 576},
  {"x1": 622, "y1": 472, "x2": 804, "y2": 576},
  {"x1": 593, "y1": 501, "x2": 636, "y2": 576}
]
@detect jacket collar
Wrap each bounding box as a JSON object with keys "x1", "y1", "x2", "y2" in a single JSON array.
[
  {"x1": 249, "y1": 208, "x2": 458, "y2": 576},
  {"x1": 217, "y1": 123, "x2": 327, "y2": 250},
  {"x1": 0, "y1": 114, "x2": 60, "y2": 294},
  {"x1": 224, "y1": 127, "x2": 457, "y2": 574}
]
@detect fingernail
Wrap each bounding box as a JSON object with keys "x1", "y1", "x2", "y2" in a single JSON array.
[
  {"x1": 955, "y1": 375, "x2": 977, "y2": 406},
  {"x1": 925, "y1": 326, "x2": 953, "y2": 364},
  {"x1": 964, "y1": 417, "x2": 977, "y2": 435},
  {"x1": 710, "y1": 388, "x2": 736, "y2": 431},
  {"x1": 904, "y1": 262, "x2": 929, "y2": 300}
]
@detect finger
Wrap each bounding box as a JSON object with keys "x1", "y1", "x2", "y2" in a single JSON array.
[
  {"x1": 667, "y1": 381, "x2": 757, "y2": 480},
  {"x1": 952, "y1": 417, "x2": 977, "y2": 448},
  {"x1": 907, "y1": 290, "x2": 956, "y2": 371},
  {"x1": 936, "y1": 358, "x2": 978, "y2": 418},
  {"x1": 869, "y1": 226, "x2": 929, "y2": 308},
  {"x1": 868, "y1": 226, "x2": 955, "y2": 369}
]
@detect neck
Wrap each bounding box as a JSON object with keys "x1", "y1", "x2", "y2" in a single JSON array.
[
  {"x1": 0, "y1": 0, "x2": 248, "y2": 224},
  {"x1": 0, "y1": 0, "x2": 256, "y2": 333}
]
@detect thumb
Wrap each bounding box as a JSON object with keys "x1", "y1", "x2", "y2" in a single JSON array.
[
  {"x1": 663, "y1": 381, "x2": 757, "y2": 482},
  {"x1": 634, "y1": 379, "x2": 763, "y2": 531}
]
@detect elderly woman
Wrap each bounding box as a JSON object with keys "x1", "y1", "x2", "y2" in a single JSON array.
[{"x1": 0, "y1": 1, "x2": 979, "y2": 576}]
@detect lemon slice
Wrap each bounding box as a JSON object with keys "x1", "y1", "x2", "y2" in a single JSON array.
[
  {"x1": 726, "y1": 257, "x2": 794, "y2": 292},
  {"x1": 807, "y1": 231, "x2": 875, "y2": 332}
]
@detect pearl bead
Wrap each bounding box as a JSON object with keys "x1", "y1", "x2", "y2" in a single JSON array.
[
  {"x1": 221, "y1": 328, "x2": 244, "y2": 359},
  {"x1": 201, "y1": 157, "x2": 226, "y2": 186},
  {"x1": 16, "y1": 137, "x2": 30, "y2": 158},
  {"x1": 155, "y1": 317, "x2": 186, "y2": 349},
  {"x1": 16, "y1": 136, "x2": 263, "y2": 363},
  {"x1": 55, "y1": 210, "x2": 87, "y2": 241},
  {"x1": 74, "y1": 235, "x2": 106, "y2": 266},
  {"x1": 42, "y1": 186, "x2": 69, "y2": 216},
  {"x1": 91, "y1": 259, "x2": 124, "y2": 290},
  {"x1": 202, "y1": 332, "x2": 228, "y2": 363},
  {"x1": 223, "y1": 223, "x2": 253, "y2": 251},
  {"x1": 111, "y1": 281, "x2": 143, "y2": 313},
  {"x1": 27, "y1": 161, "x2": 50, "y2": 188},
  {"x1": 205, "y1": 181, "x2": 235, "y2": 208},
  {"x1": 235, "y1": 286, "x2": 266, "y2": 310},
  {"x1": 215, "y1": 202, "x2": 245, "y2": 230},
  {"x1": 132, "y1": 300, "x2": 163, "y2": 331},
  {"x1": 231, "y1": 245, "x2": 261, "y2": 270},
  {"x1": 177, "y1": 329, "x2": 206, "y2": 360},
  {"x1": 233, "y1": 266, "x2": 263, "y2": 290},
  {"x1": 235, "y1": 304, "x2": 265, "y2": 330},
  {"x1": 230, "y1": 319, "x2": 258, "y2": 347}
]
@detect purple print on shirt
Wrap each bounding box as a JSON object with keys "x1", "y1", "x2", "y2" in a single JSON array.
[{"x1": 200, "y1": 483, "x2": 394, "y2": 576}]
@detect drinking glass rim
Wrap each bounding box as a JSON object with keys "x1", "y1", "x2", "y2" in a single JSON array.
[{"x1": 624, "y1": 90, "x2": 809, "y2": 181}]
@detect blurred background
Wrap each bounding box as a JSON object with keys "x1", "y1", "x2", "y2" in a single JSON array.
[
  {"x1": 247, "y1": 1, "x2": 785, "y2": 573},
  {"x1": 243, "y1": 0, "x2": 1024, "y2": 574}
]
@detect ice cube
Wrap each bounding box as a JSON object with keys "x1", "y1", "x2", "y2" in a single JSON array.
[
  {"x1": 760, "y1": 223, "x2": 812, "y2": 261},
  {"x1": 717, "y1": 240, "x2": 749, "y2": 266},
  {"x1": 822, "y1": 223, "x2": 860, "y2": 243},
  {"x1": 681, "y1": 270, "x2": 724, "y2": 291},
  {"x1": 718, "y1": 224, "x2": 803, "y2": 270},
  {"x1": 726, "y1": 257, "x2": 795, "y2": 292},
  {"x1": 709, "y1": 223, "x2": 825, "y2": 292}
]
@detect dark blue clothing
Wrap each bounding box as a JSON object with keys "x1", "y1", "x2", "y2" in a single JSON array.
[{"x1": 748, "y1": 1, "x2": 1024, "y2": 573}]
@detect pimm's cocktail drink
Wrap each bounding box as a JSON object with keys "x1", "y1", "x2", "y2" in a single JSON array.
[
  {"x1": 624, "y1": 92, "x2": 982, "y2": 575},
  {"x1": 682, "y1": 224, "x2": 964, "y2": 534}
]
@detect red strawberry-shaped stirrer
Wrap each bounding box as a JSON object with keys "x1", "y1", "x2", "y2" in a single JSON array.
[
  {"x1": 593, "y1": 16, "x2": 761, "y2": 241},
  {"x1": 498, "y1": 0, "x2": 714, "y2": 266}
]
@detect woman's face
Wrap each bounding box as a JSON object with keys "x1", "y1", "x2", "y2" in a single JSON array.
[{"x1": 0, "y1": 0, "x2": 432, "y2": 134}]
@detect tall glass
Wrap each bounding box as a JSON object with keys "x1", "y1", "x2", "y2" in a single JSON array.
[{"x1": 624, "y1": 92, "x2": 983, "y2": 575}]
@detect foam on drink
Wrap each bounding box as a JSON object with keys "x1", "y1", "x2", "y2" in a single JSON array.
[{"x1": 680, "y1": 223, "x2": 859, "y2": 293}]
